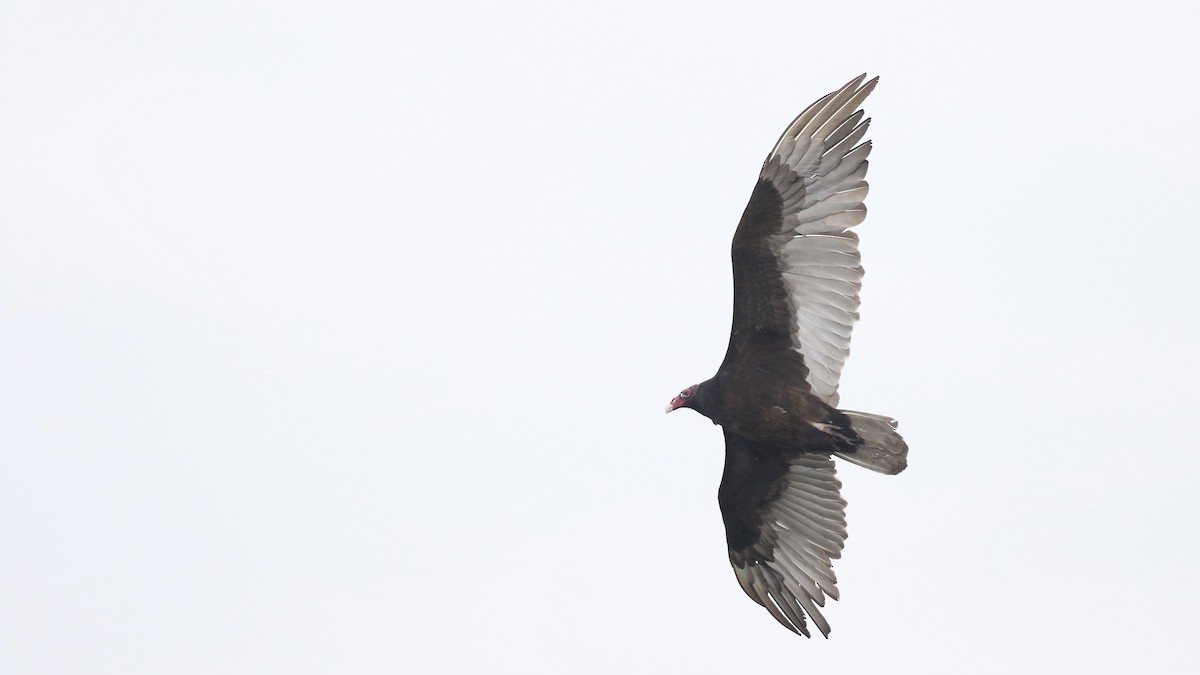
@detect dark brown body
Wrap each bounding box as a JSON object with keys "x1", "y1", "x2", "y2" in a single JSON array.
[{"x1": 691, "y1": 341, "x2": 856, "y2": 447}]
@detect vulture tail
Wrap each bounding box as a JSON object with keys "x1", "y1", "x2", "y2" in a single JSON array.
[{"x1": 834, "y1": 411, "x2": 908, "y2": 475}]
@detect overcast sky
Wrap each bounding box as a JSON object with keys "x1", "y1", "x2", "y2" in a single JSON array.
[{"x1": 2, "y1": 1, "x2": 1198, "y2": 673}]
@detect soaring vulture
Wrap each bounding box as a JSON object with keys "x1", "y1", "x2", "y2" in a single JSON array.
[{"x1": 666, "y1": 75, "x2": 908, "y2": 638}]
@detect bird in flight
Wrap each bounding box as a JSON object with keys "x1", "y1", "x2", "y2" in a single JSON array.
[{"x1": 666, "y1": 74, "x2": 908, "y2": 638}]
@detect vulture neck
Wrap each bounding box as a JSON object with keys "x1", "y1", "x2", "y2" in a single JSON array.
[{"x1": 689, "y1": 379, "x2": 723, "y2": 425}]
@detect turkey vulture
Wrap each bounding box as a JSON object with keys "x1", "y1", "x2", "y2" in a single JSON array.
[{"x1": 666, "y1": 74, "x2": 907, "y2": 638}]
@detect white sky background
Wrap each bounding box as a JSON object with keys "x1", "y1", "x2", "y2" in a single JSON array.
[{"x1": 2, "y1": 0, "x2": 1198, "y2": 672}]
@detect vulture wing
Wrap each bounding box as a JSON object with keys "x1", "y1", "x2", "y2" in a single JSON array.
[
  {"x1": 725, "y1": 74, "x2": 876, "y2": 406},
  {"x1": 718, "y1": 430, "x2": 848, "y2": 638}
]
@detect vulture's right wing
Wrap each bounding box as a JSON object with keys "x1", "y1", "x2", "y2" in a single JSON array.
[{"x1": 718, "y1": 430, "x2": 848, "y2": 638}]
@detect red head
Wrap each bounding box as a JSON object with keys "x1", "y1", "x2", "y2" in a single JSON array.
[{"x1": 666, "y1": 384, "x2": 699, "y2": 413}]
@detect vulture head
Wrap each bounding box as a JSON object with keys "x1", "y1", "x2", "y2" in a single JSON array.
[{"x1": 665, "y1": 384, "x2": 701, "y2": 414}]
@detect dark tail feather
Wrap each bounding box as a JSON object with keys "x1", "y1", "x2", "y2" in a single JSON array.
[{"x1": 834, "y1": 410, "x2": 908, "y2": 475}]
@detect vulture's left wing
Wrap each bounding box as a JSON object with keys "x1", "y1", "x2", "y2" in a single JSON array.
[{"x1": 727, "y1": 75, "x2": 877, "y2": 406}]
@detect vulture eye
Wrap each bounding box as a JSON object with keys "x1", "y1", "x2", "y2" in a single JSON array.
[{"x1": 681, "y1": 389, "x2": 693, "y2": 398}]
